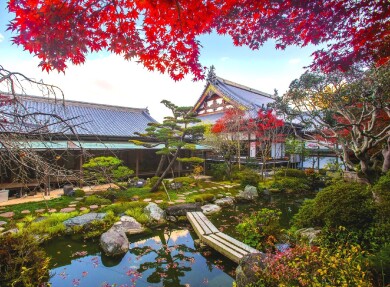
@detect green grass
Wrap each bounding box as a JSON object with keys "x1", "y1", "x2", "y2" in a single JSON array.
[{"x1": 1, "y1": 196, "x2": 75, "y2": 220}]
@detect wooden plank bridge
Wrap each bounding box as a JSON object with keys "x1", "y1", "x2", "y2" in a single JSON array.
[{"x1": 187, "y1": 211, "x2": 259, "y2": 263}]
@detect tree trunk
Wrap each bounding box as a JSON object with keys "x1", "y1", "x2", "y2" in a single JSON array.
[
  {"x1": 382, "y1": 135, "x2": 390, "y2": 173},
  {"x1": 341, "y1": 143, "x2": 355, "y2": 171},
  {"x1": 155, "y1": 155, "x2": 166, "y2": 176},
  {"x1": 150, "y1": 149, "x2": 180, "y2": 192}
]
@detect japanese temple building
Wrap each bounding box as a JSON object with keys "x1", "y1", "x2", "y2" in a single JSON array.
[
  {"x1": 192, "y1": 67, "x2": 287, "y2": 160},
  {"x1": 0, "y1": 95, "x2": 206, "y2": 192}
]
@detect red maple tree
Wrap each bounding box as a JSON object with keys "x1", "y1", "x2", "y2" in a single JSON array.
[{"x1": 7, "y1": 0, "x2": 390, "y2": 80}]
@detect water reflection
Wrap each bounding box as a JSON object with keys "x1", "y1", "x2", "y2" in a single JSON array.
[{"x1": 47, "y1": 228, "x2": 235, "y2": 287}]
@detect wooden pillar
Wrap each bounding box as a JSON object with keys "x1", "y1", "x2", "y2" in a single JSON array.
[
  {"x1": 79, "y1": 151, "x2": 83, "y2": 187},
  {"x1": 135, "y1": 150, "x2": 139, "y2": 177}
]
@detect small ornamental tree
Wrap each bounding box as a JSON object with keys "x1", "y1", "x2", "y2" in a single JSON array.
[
  {"x1": 8, "y1": 0, "x2": 390, "y2": 79},
  {"x1": 211, "y1": 108, "x2": 246, "y2": 169},
  {"x1": 131, "y1": 100, "x2": 205, "y2": 192},
  {"x1": 82, "y1": 156, "x2": 133, "y2": 186},
  {"x1": 247, "y1": 109, "x2": 286, "y2": 179},
  {"x1": 278, "y1": 64, "x2": 390, "y2": 180}
]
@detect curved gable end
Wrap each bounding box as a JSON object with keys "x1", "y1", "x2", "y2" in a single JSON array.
[{"x1": 193, "y1": 68, "x2": 275, "y2": 123}]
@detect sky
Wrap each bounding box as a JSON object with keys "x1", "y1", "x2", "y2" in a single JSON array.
[{"x1": 0, "y1": 2, "x2": 319, "y2": 122}]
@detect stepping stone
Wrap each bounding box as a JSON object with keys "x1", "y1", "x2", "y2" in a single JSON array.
[
  {"x1": 89, "y1": 205, "x2": 99, "y2": 210},
  {"x1": 79, "y1": 207, "x2": 88, "y2": 211},
  {"x1": 168, "y1": 201, "x2": 175, "y2": 205},
  {"x1": 183, "y1": 192, "x2": 191, "y2": 195},
  {"x1": 199, "y1": 189, "x2": 205, "y2": 192},
  {"x1": 143, "y1": 198, "x2": 152, "y2": 202},
  {"x1": 0, "y1": 227, "x2": 4, "y2": 232},
  {"x1": 175, "y1": 199, "x2": 186, "y2": 203},
  {"x1": 68, "y1": 204, "x2": 77, "y2": 207},
  {"x1": 154, "y1": 200, "x2": 164, "y2": 204},
  {"x1": 48, "y1": 209, "x2": 57, "y2": 213},
  {"x1": 75, "y1": 197, "x2": 84, "y2": 201},
  {"x1": 21, "y1": 210, "x2": 31, "y2": 214},
  {"x1": 0, "y1": 212, "x2": 14, "y2": 218},
  {"x1": 0, "y1": 221, "x2": 7, "y2": 226},
  {"x1": 205, "y1": 188, "x2": 212, "y2": 190},
  {"x1": 70, "y1": 201, "x2": 79, "y2": 204},
  {"x1": 35, "y1": 209, "x2": 45, "y2": 214},
  {"x1": 60, "y1": 207, "x2": 76, "y2": 213},
  {"x1": 212, "y1": 187, "x2": 218, "y2": 190},
  {"x1": 226, "y1": 192, "x2": 232, "y2": 196}
]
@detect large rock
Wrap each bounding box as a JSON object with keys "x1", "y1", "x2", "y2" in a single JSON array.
[
  {"x1": 165, "y1": 203, "x2": 202, "y2": 217},
  {"x1": 201, "y1": 204, "x2": 222, "y2": 215},
  {"x1": 144, "y1": 203, "x2": 165, "y2": 222},
  {"x1": 236, "y1": 185, "x2": 258, "y2": 202},
  {"x1": 214, "y1": 196, "x2": 235, "y2": 207},
  {"x1": 111, "y1": 216, "x2": 145, "y2": 235},
  {"x1": 100, "y1": 228, "x2": 129, "y2": 256},
  {"x1": 63, "y1": 213, "x2": 106, "y2": 228},
  {"x1": 236, "y1": 253, "x2": 267, "y2": 287}
]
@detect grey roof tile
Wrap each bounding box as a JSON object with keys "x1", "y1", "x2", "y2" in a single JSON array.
[
  {"x1": 215, "y1": 77, "x2": 274, "y2": 110},
  {"x1": 10, "y1": 95, "x2": 157, "y2": 137}
]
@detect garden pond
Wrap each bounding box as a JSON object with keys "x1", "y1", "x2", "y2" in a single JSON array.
[{"x1": 44, "y1": 193, "x2": 313, "y2": 287}]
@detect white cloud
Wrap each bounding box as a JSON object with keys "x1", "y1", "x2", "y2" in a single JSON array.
[
  {"x1": 288, "y1": 58, "x2": 301, "y2": 65},
  {"x1": 1, "y1": 55, "x2": 204, "y2": 122},
  {"x1": 0, "y1": 33, "x2": 4, "y2": 43}
]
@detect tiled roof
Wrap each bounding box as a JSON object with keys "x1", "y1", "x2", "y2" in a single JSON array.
[
  {"x1": 9, "y1": 95, "x2": 157, "y2": 137},
  {"x1": 215, "y1": 77, "x2": 274, "y2": 110}
]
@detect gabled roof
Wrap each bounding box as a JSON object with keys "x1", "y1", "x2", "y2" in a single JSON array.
[
  {"x1": 214, "y1": 77, "x2": 274, "y2": 110},
  {"x1": 193, "y1": 73, "x2": 274, "y2": 115},
  {"x1": 6, "y1": 95, "x2": 157, "y2": 138}
]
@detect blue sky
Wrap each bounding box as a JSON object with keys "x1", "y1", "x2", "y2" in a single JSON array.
[{"x1": 0, "y1": 2, "x2": 318, "y2": 121}]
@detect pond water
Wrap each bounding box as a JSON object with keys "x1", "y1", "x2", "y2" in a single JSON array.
[{"x1": 45, "y1": 193, "x2": 313, "y2": 287}]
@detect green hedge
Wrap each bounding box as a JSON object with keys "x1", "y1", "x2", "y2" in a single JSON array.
[
  {"x1": 293, "y1": 182, "x2": 374, "y2": 230},
  {"x1": 270, "y1": 177, "x2": 310, "y2": 193},
  {"x1": 275, "y1": 168, "x2": 307, "y2": 178}
]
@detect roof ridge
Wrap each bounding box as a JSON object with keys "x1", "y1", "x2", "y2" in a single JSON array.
[
  {"x1": 216, "y1": 77, "x2": 274, "y2": 99},
  {"x1": 17, "y1": 94, "x2": 148, "y2": 113}
]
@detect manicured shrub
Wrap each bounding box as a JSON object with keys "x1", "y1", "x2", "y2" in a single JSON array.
[
  {"x1": 293, "y1": 182, "x2": 374, "y2": 230},
  {"x1": 210, "y1": 163, "x2": 229, "y2": 181},
  {"x1": 292, "y1": 199, "x2": 318, "y2": 228},
  {"x1": 193, "y1": 193, "x2": 215, "y2": 203},
  {"x1": 82, "y1": 156, "x2": 133, "y2": 184},
  {"x1": 275, "y1": 168, "x2": 307, "y2": 178},
  {"x1": 74, "y1": 189, "x2": 86, "y2": 197},
  {"x1": 94, "y1": 189, "x2": 118, "y2": 201},
  {"x1": 233, "y1": 168, "x2": 261, "y2": 187},
  {"x1": 236, "y1": 208, "x2": 282, "y2": 251},
  {"x1": 84, "y1": 195, "x2": 112, "y2": 206},
  {"x1": 270, "y1": 177, "x2": 310, "y2": 193}
]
